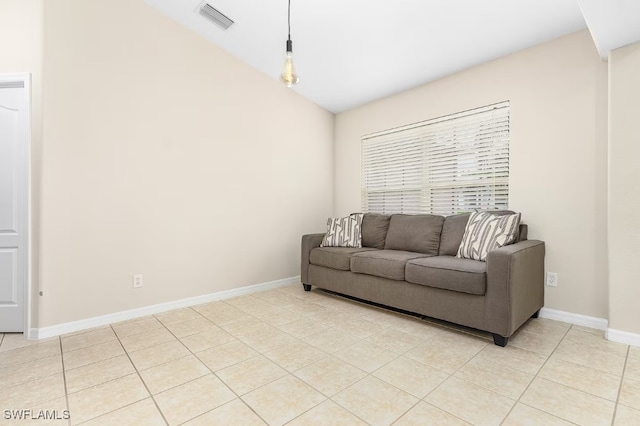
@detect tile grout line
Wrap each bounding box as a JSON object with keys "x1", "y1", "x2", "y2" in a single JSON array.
[
  {"x1": 526, "y1": 324, "x2": 629, "y2": 400},
  {"x1": 112, "y1": 327, "x2": 175, "y2": 361},
  {"x1": 498, "y1": 323, "x2": 582, "y2": 425},
  {"x1": 201, "y1": 293, "x2": 393, "y2": 424},
  {"x1": 72, "y1": 400, "x2": 159, "y2": 426},
  {"x1": 254, "y1": 337, "x2": 367, "y2": 422},
  {"x1": 260, "y1": 292, "x2": 482, "y2": 425},
  {"x1": 327, "y1": 374, "x2": 381, "y2": 425},
  {"x1": 235, "y1": 284, "x2": 416, "y2": 424},
  {"x1": 233, "y1": 371, "x2": 297, "y2": 425},
  {"x1": 61, "y1": 338, "x2": 140, "y2": 397},
  {"x1": 410, "y1": 333, "x2": 490, "y2": 425},
  {"x1": 155, "y1": 307, "x2": 272, "y2": 426},
  {"x1": 105, "y1": 302, "x2": 302, "y2": 424},
  {"x1": 213, "y1": 325, "x2": 340, "y2": 425},
  {"x1": 149, "y1": 308, "x2": 271, "y2": 424},
  {"x1": 58, "y1": 336, "x2": 72, "y2": 426},
  {"x1": 226, "y1": 295, "x2": 376, "y2": 363},
  {"x1": 611, "y1": 345, "x2": 631, "y2": 425},
  {"x1": 298, "y1": 320, "x2": 443, "y2": 425},
  {"x1": 288, "y1": 394, "x2": 370, "y2": 426},
  {"x1": 61, "y1": 336, "x2": 119, "y2": 354},
  {"x1": 131, "y1": 309, "x2": 269, "y2": 414},
  {"x1": 62, "y1": 348, "x2": 122, "y2": 373},
  {"x1": 338, "y1": 321, "x2": 473, "y2": 424},
  {"x1": 277, "y1": 296, "x2": 376, "y2": 418},
  {"x1": 183, "y1": 398, "x2": 264, "y2": 426},
  {"x1": 109, "y1": 324, "x2": 170, "y2": 426},
  {"x1": 1, "y1": 339, "x2": 78, "y2": 425},
  {"x1": 416, "y1": 325, "x2": 539, "y2": 424},
  {"x1": 185, "y1": 301, "x2": 325, "y2": 368},
  {"x1": 0, "y1": 353, "x2": 63, "y2": 391}
]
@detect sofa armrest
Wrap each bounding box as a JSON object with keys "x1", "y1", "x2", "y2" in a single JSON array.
[
  {"x1": 485, "y1": 240, "x2": 545, "y2": 337},
  {"x1": 301, "y1": 233, "x2": 325, "y2": 284}
]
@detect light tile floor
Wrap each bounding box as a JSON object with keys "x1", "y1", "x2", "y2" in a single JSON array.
[{"x1": 1, "y1": 284, "x2": 639, "y2": 425}]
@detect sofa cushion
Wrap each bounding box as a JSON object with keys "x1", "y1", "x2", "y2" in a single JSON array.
[
  {"x1": 518, "y1": 224, "x2": 528, "y2": 241},
  {"x1": 405, "y1": 256, "x2": 487, "y2": 295},
  {"x1": 384, "y1": 214, "x2": 445, "y2": 255},
  {"x1": 362, "y1": 214, "x2": 391, "y2": 250},
  {"x1": 351, "y1": 250, "x2": 431, "y2": 281},
  {"x1": 457, "y1": 211, "x2": 521, "y2": 261},
  {"x1": 310, "y1": 247, "x2": 377, "y2": 271},
  {"x1": 439, "y1": 213, "x2": 471, "y2": 256},
  {"x1": 320, "y1": 213, "x2": 363, "y2": 248}
]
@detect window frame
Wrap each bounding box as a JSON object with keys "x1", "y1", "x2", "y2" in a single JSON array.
[{"x1": 361, "y1": 101, "x2": 510, "y2": 216}]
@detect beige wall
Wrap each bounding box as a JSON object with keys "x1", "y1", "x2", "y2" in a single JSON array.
[
  {"x1": 37, "y1": 0, "x2": 333, "y2": 326},
  {"x1": 334, "y1": 30, "x2": 609, "y2": 319},
  {"x1": 0, "y1": 0, "x2": 43, "y2": 327},
  {"x1": 608, "y1": 42, "x2": 640, "y2": 334}
]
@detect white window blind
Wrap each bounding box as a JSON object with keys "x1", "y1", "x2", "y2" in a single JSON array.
[{"x1": 362, "y1": 101, "x2": 510, "y2": 216}]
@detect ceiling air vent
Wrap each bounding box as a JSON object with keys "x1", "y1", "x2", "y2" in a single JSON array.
[{"x1": 199, "y1": 3, "x2": 235, "y2": 31}]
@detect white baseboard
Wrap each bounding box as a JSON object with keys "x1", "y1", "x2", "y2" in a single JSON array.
[
  {"x1": 606, "y1": 328, "x2": 640, "y2": 347},
  {"x1": 539, "y1": 308, "x2": 640, "y2": 348},
  {"x1": 539, "y1": 307, "x2": 608, "y2": 330},
  {"x1": 29, "y1": 276, "x2": 300, "y2": 340}
]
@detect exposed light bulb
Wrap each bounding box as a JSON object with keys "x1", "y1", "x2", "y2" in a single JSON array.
[{"x1": 280, "y1": 39, "x2": 299, "y2": 87}]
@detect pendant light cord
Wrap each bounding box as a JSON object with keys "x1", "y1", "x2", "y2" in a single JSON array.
[{"x1": 287, "y1": 0, "x2": 291, "y2": 40}]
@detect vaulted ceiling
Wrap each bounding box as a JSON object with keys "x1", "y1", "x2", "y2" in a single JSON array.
[{"x1": 145, "y1": 0, "x2": 640, "y2": 113}]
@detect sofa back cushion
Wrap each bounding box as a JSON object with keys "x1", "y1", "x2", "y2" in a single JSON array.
[
  {"x1": 439, "y1": 213, "x2": 472, "y2": 256},
  {"x1": 439, "y1": 210, "x2": 524, "y2": 256},
  {"x1": 384, "y1": 214, "x2": 445, "y2": 255},
  {"x1": 362, "y1": 214, "x2": 391, "y2": 250},
  {"x1": 518, "y1": 224, "x2": 528, "y2": 241}
]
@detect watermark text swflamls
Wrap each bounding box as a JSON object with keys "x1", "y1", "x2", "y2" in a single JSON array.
[{"x1": 4, "y1": 409, "x2": 70, "y2": 421}]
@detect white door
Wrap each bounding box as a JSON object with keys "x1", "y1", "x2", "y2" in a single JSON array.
[{"x1": 0, "y1": 75, "x2": 30, "y2": 332}]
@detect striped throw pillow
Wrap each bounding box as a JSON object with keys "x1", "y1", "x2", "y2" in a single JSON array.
[
  {"x1": 320, "y1": 213, "x2": 364, "y2": 248},
  {"x1": 457, "y1": 211, "x2": 521, "y2": 261}
]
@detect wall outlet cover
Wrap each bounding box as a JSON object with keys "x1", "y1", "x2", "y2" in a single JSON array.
[{"x1": 133, "y1": 274, "x2": 143, "y2": 288}]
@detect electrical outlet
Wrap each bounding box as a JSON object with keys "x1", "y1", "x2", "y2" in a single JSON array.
[
  {"x1": 546, "y1": 272, "x2": 558, "y2": 287},
  {"x1": 133, "y1": 274, "x2": 143, "y2": 288}
]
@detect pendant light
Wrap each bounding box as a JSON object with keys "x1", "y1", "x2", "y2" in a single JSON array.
[{"x1": 280, "y1": 0, "x2": 299, "y2": 87}]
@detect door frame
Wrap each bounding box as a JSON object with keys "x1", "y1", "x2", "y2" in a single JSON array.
[{"x1": 0, "y1": 73, "x2": 31, "y2": 336}]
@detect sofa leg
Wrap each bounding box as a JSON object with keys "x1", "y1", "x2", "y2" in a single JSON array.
[
  {"x1": 492, "y1": 334, "x2": 508, "y2": 347},
  {"x1": 531, "y1": 310, "x2": 540, "y2": 319},
  {"x1": 302, "y1": 284, "x2": 312, "y2": 292}
]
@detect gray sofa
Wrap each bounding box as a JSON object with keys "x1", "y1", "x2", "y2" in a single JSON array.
[{"x1": 301, "y1": 212, "x2": 545, "y2": 346}]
